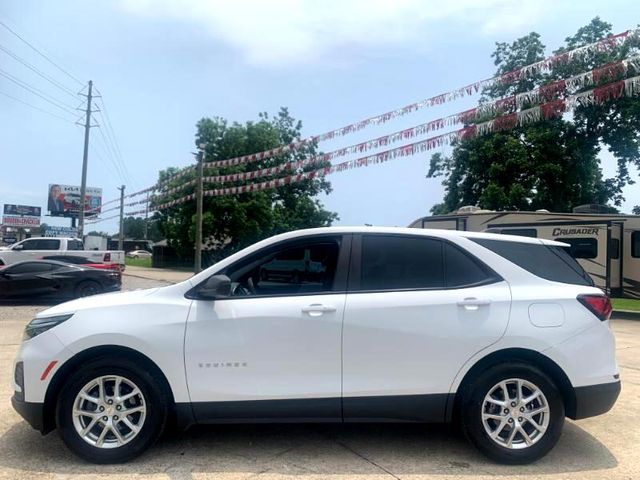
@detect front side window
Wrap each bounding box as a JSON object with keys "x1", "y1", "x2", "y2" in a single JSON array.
[
  {"x1": 6, "y1": 262, "x2": 53, "y2": 274},
  {"x1": 555, "y1": 237, "x2": 597, "y2": 259},
  {"x1": 16, "y1": 240, "x2": 38, "y2": 251},
  {"x1": 359, "y1": 235, "x2": 445, "y2": 290},
  {"x1": 225, "y1": 240, "x2": 340, "y2": 297}
]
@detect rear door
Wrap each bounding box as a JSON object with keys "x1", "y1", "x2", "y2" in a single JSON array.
[{"x1": 341, "y1": 234, "x2": 511, "y2": 422}]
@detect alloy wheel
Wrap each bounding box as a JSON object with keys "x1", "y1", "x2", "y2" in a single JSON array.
[
  {"x1": 72, "y1": 375, "x2": 146, "y2": 449},
  {"x1": 481, "y1": 378, "x2": 550, "y2": 449}
]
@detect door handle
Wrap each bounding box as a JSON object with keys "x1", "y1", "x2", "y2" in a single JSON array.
[
  {"x1": 302, "y1": 304, "x2": 337, "y2": 316},
  {"x1": 457, "y1": 298, "x2": 491, "y2": 310}
]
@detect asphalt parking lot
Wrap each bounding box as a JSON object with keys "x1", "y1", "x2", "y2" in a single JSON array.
[{"x1": 0, "y1": 276, "x2": 639, "y2": 479}]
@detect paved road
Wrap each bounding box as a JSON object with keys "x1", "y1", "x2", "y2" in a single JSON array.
[{"x1": 0, "y1": 278, "x2": 639, "y2": 479}]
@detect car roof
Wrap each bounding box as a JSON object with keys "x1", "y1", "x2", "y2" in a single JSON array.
[{"x1": 264, "y1": 226, "x2": 567, "y2": 246}]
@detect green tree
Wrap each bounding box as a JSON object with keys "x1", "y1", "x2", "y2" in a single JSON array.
[
  {"x1": 428, "y1": 18, "x2": 639, "y2": 214},
  {"x1": 154, "y1": 108, "x2": 338, "y2": 262}
]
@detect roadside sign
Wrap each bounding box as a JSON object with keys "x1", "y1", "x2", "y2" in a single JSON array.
[{"x1": 44, "y1": 226, "x2": 78, "y2": 238}]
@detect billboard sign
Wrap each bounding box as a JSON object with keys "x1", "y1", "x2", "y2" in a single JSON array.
[
  {"x1": 3, "y1": 204, "x2": 41, "y2": 217},
  {"x1": 2, "y1": 203, "x2": 41, "y2": 227},
  {"x1": 47, "y1": 184, "x2": 102, "y2": 217},
  {"x1": 2, "y1": 216, "x2": 40, "y2": 227},
  {"x1": 44, "y1": 226, "x2": 78, "y2": 238}
]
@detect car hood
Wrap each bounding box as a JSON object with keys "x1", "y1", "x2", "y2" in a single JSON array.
[{"x1": 36, "y1": 287, "x2": 161, "y2": 318}]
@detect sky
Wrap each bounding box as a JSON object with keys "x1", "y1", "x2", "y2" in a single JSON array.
[{"x1": 1, "y1": 0, "x2": 639, "y2": 235}]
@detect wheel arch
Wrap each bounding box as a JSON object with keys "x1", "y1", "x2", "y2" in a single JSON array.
[
  {"x1": 448, "y1": 348, "x2": 577, "y2": 422},
  {"x1": 42, "y1": 345, "x2": 190, "y2": 434}
]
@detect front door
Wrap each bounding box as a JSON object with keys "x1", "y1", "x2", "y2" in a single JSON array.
[
  {"x1": 342, "y1": 234, "x2": 511, "y2": 422},
  {"x1": 184, "y1": 235, "x2": 350, "y2": 422}
]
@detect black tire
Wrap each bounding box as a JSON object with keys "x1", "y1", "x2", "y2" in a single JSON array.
[
  {"x1": 75, "y1": 280, "x2": 102, "y2": 298},
  {"x1": 55, "y1": 357, "x2": 169, "y2": 464},
  {"x1": 459, "y1": 362, "x2": 564, "y2": 464}
]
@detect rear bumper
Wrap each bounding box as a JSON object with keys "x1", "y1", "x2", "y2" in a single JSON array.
[
  {"x1": 11, "y1": 394, "x2": 46, "y2": 433},
  {"x1": 570, "y1": 380, "x2": 621, "y2": 420}
]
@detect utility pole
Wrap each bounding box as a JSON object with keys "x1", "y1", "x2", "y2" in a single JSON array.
[
  {"x1": 144, "y1": 191, "x2": 149, "y2": 240},
  {"x1": 77, "y1": 80, "x2": 93, "y2": 239},
  {"x1": 194, "y1": 144, "x2": 205, "y2": 273},
  {"x1": 118, "y1": 185, "x2": 125, "y2": 251}
]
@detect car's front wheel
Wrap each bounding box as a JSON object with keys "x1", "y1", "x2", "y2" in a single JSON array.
[
  {"x1": 459, "y1": 363, "x2": 564, "y2": 464},
  {"x1": 56, "y1": 358, "x2": 168, "y2": 463}
]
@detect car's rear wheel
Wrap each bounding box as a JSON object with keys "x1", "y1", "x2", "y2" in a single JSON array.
[
  {"x1": 459, "y1": 363, "x2": 564, "y2": 464},
  {"x1": 75, "y1": 280, "x2": 102, "y2": 298},
  {"x1": 56, "y1": 358, "x2": 168, "y2": 463}
]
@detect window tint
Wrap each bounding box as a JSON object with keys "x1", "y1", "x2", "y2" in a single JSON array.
[
  {"x1": 6, "y1": 262, "x2": 53, "y2": 274},
  {"x1": 67, "y1": 240, "x2": 83, "y2": 251},
  {"x1": 38, "y1": 239, "x2": 61, "y2": 250},
  {"x1": 632, "y1": 232, "x2": 640, "y2": 258},
  {"x1": 17, "y1": 240, "x2": 38, "y2": 251},
  {"x1": 555, "y1": 237, "x2": 597, "y2": 259},
  {"x1": 226, "y1": 240, "x2": 340, "y2": 296},
  {"x1": 499, "y1": 228, "x2": 537, "y2": 238},
  {"x1": 472, "y1": 238, "x2": 593, "y2": 286},
  {"x1": 610, "y1": 238, "x2": 620, "y2": 260},
  {"x1": 360, "y1": 235, "x2": 444, "y2": 290},
  {"x1": 444, "y1": 243, "x2": 495, "y2": 287},
  {"x1": 43, "y1": 255, "x2": 89, "y2": 265}
]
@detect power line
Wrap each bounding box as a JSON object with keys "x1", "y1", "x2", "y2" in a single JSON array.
[
  {"x1": 93, "y1": 91, "x2": 136, "y2": 187},
  {"x1": 0, "y1": 19, "x2": 84, "y2": 86},
  {"x1": 0, "y1": 90, "x2": 76, "y2": 124},
  {"x1": 0, "y1": 43, "x2": 78, "y2": 99},
  {"x1": 0, "y1": 68, "x2": 77, "y2": 114},
  {"x1": 93, "y1": 126, "x2": 128, "y2": 185}
]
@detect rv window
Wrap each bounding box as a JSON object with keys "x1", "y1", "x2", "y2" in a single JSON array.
[
  {"x1": 609, "y1": 238, "x2": 620, "y2": 260},
  {"x1": 555, "y1": 237, "x2": 597, "y2": 259},
  {"x1": 471, "y1": 238, "x2": 594, "y2": 286},
  {"x1": 632, "y1": 232, "x2": 640, "y2": 258},
  {"x1": 500, "y1": 228, "x2": 537, "y2": 238}
]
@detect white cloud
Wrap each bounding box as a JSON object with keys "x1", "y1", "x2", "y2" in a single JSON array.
[{"x1": 120, "y1": 0, "x2": 551, "y2": 67}]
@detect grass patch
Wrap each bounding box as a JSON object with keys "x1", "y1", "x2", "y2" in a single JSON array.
[
  {"x1": 611, "y1": 298, "x2": 640, "y2": 312},
  {"x1": 125, "y1": 256, "x2": 152, "y2": 268}
]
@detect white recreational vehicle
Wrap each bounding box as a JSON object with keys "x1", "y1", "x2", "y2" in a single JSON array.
[{"x1": 410, "y1": 207, "x2": 640, "y2": 298}]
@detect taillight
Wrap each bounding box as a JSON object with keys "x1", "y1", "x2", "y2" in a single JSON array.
[
  {"x1": 577, "y1": 294, "x2": 612, "y2": 321},
  {"x1": 103, "y1": 252, "x2": 111, "y2": 262}
]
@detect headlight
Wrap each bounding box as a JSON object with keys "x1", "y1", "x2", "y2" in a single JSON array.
[{"x1": 23, "y1": 314, "x2": 74, "y2": 341}]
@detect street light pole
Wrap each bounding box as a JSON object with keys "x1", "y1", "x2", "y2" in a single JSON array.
[{"x1": 118, "y1": 185, "x2": 125, "y2": 251}]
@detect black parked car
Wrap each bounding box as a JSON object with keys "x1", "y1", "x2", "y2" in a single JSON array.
[{"x1": 0, "y1": 260, "x2": 121, "y2": 299}]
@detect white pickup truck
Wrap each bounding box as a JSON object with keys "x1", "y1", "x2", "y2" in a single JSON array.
[{"x1": 0, "y1": 237, "x2": 125, "y2": 270}]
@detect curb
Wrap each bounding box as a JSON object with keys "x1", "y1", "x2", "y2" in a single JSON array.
[
  {"x1": 612, "y1": 310, "x2": 640, "y2": 320},
  {"x1": 121, "y1": 272, "x2": 177, "y2": 285}
]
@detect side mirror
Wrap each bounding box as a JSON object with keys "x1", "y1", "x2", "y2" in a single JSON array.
[
  {"x1": 197, "y1": 274, "x2": 231, "y2": 300},
  {"x1": 12, "y1": 244, "x2": 23, "y2": 251}
]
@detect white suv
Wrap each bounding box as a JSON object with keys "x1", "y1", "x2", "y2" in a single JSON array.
[{"x1": 12, "y1": 227, "x2": 620, "y2": 464}]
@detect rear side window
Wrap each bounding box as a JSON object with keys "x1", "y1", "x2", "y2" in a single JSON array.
[
  {"x1": 360, "y1": 235, "x2": 444, "y2": 290},
  {"x1": 358, "y1": 235, "x2": 497, "y2": 291},
  {"x1": 555, "y1": 237, "x2": 597, "y2": 259},
  {"x1": 444, "y1": 243, "x2": 496, "y2": 287},
  {"x1": 472, "y1": 238, "x2": 593, "y2": 286},
  {"x1": 67, "y1": 240, "x2": 83, "y2": 250}
]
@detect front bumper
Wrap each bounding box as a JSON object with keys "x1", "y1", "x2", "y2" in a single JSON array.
[
  {"x1": 11, "y1": 394, "x2": 45, "y2": 433},
  {"x1": 571, "y1": 380, "x2": 621, "y2": 420}
]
